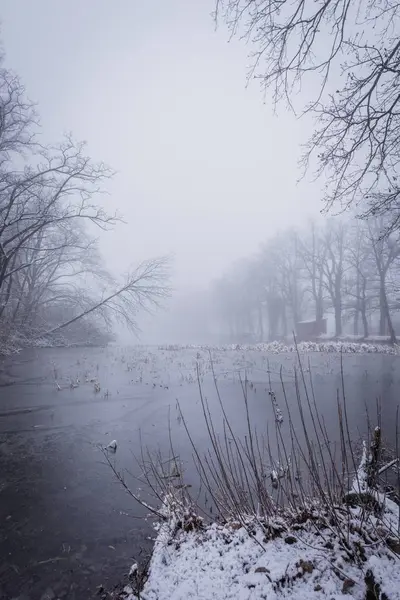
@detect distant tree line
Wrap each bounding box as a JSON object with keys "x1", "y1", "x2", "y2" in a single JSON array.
[
  {"x1": 212, "y1": 217, "x2": 400, "y2": 344},
  {"x1": 0, "y1": 55, "x2": 169, "y2": 352},
  {"x1": 212, "y1": 1, "x2": 400, "y2": 344}
]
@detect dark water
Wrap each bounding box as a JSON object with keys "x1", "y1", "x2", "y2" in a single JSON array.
[{"x1": 0, "y1": 346, "x2": 399, "y2": 599}]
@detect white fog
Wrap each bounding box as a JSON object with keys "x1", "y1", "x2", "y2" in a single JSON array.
[
  {"x1": 1, "y1": 3, "x2": 400, "y2": 600},
  {"x1": 2, "y1": 0, "x2": 325, "y2": 344}
]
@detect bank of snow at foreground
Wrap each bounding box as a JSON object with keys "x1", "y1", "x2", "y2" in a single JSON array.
[{"x1": 122, "y1": 500, "x2": 400, "y2": 600}]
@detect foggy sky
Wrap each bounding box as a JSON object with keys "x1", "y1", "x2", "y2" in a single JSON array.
[{"x1": 1, "y1": 0, "x2": 322, "y2": 292}]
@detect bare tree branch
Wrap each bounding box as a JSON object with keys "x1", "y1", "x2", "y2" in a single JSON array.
[{"x1": 216, "y1": 0, "x2": 400, "y2": 232}]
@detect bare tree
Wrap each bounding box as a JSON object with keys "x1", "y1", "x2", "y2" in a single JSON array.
[
  {"x1": 274, "y1": 231, "x2": 304, "y2": 329},
  {"x1": 321, "y1": 220, "x2": 349, "y2": 338},
  {"x1": 367, "y1": 218, "x2": 400, "y2": 343},
  {"x1": 0, "y1": 53, "x2": 171, "y2": 351},
  {"x1": 216, "y1": 1, "x2": 400, "y2": 232},
  {"x1": 235, "y1": 259, "x2": 265, "y2": 342},
  {"x1": 45, "y1": 256, "x2": 171, "y2": 337},
  {"x1": 8, "y1": 221, "x2": 107, "y2": 329},
  {"x1": 0, "y1": 57, "x2": 37, "y2": 161},
  {"x1": 257, "y1": 245, "x2": 288, "y2": 340},
  {"x1": 0, "y1": 136, "x2": 116, "y2": 299},
  {"x1": 212, "y1": 276, "x2": 238, "y2": 340},
  {"x1": 298, "y1": 221, "x2": 326, "y2": 325},
  {"x1": 345, "y1": 221, "x2": 375, "y2": 338},
  {"x1": 211, "y1": 216, "x2": 399, "y2": 344}
]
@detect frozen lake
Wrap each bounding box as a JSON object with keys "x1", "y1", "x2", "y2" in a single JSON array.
[{"x1": 1, "y1": 345, "x2": 399, "y2": 599}]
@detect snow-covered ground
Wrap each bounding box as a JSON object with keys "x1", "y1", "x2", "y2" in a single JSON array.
[
  {"x1": 159, "y1": 340, "x2": 400, "y2": 355},
  {"x1": 2, "y1": 335, "x2": 398, "y2": 358},
  {"x1": 121, "y1": 500, "x2": 400, "y2": 600}
]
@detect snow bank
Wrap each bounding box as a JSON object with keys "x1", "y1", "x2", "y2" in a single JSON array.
[
  {"x1": 122, "y1": 516, "x2": 400, "y2": 600},
  {"x1": 117, "y1": 438, "x2": 400, "y2": 600},
  {"x1": 159, "y1": 340, "x2": 400, "y2": 355}
]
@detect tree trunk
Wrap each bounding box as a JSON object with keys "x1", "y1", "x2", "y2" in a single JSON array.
[
  {"x1": 0, "y1": 273, "x2": 14, "y2": 318},
  {"x1": 379, "y1": 276, "x2": 396, "y2": 344},
  {"x1": 316, "y1": 299, "x2": 323, "y2": 322},
  {"x1": 44, "y1": 278, "x2": 142, "y2": 336},
  {"x1": 379, "y1": 286, "x2": 386, "y2": 336},
  {"x1": 258, "y1": 303, "x2": 264, "y2": 342},
  {"x1": 292, "y1": 304, "x2": 300, "y2": 332},
  {"x1": 267, "y1": 305, "x2": 274, "y2": 341},
  {"x1": 360, "y1": 278, "x2": 368, "y2": 339},
  {"x1": 334, "y1": 275, "x2": 342, "y2": 337},
  {"x1": 354, "y1": 309, "x2": 359, "y2": 336},
  {"x1": 315, "y1": 288, "x2": 324, "y2": 334},
  {"x1": 282, "y1": 304, "x2": 288, "y2": 339},
  {"x1": 334, "y1": 304, "x2": 342, "y2": 337},
  {"x1": 354, "y1": 272, "x2": 360, "y2": 336},
  {"x1": 354, "y1": 257, "x2": 360, "y2": 336},
  {"x1": 361, "y1": 303, "x2": 369, "y2": 339}
]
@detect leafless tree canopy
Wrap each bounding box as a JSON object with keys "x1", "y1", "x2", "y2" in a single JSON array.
[
  {"x1": 216, "y1": 1, "x2": 400, "y2": 232},
  {"x1": 0, "y1": 56, "x2": 170, "y2": 352}
]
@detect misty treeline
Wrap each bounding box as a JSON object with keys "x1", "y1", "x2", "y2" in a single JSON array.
[
  {"x1": 212, "y1": 216, "x2": 400, "y2": 344},
  {"x1": 0, "y1": 57, "x2": 169, "y2": 352},
  {"x1": 212, "y1": 1, "x2": 400, "y2": 344}
]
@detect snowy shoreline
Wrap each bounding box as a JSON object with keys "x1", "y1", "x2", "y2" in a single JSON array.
[
  {"x1": 159, "y1": 340, "x2": 400, "y2": 355},
  {"x1": 119, "y1": 495, "x2": 400, "y2": 600},
  {"x1": 112, "y1": 426, "x2": 400, "y2": 600},
  {"x1": 2, "y1": 339, "x2": 399, "y2": 358},
  {"x1": 0, "y1": 335, "x2": 107, "y2": 357}
]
